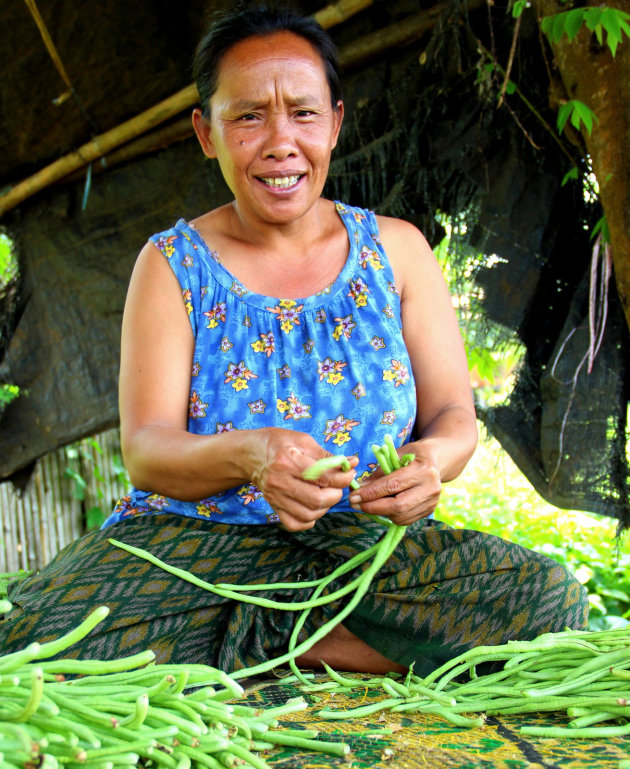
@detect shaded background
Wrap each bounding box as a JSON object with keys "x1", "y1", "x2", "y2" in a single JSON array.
[{"x1": 1, "y1": 0, "x2": 628, "y2": 525}]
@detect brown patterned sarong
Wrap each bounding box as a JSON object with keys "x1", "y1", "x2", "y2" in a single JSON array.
[{"x1": 0, "y1": 512, "x2": 588, "y2": 675}]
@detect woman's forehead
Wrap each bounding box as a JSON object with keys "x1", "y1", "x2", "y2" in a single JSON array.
[{"x1": 215, "y1": 32, "x2": 328, "y2": 91}]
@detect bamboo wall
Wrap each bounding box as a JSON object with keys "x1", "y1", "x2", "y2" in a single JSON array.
[{"x1": 0, "y1": 429, "x2": 128, "y2": 573}]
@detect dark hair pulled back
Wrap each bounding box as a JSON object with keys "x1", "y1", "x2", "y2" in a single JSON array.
[{"x1": 193, "y1": 5, "x2": 342, "y2": 118}]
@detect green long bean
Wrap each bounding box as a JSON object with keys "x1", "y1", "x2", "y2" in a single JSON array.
[
  {"x1": 108, "y1": 538, "x2": 379, "y2": 612},
  {"x1": 17, "y1": 435, "x2": 630, "y2": 767}
]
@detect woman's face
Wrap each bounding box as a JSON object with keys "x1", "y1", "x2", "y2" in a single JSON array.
[{"x1": 193, "y1": 31, "x2": 344, "y2": 228}]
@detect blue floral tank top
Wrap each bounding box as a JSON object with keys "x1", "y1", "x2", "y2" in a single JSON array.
[{"x1": 103, "y1": 202, "x2": 417, "y2": 527}]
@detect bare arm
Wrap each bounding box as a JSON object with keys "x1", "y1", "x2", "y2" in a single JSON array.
[
  {"x1": 348, "y1": 217, "x2": 477, "y2": 524},
  {"x1": 118, "y1": 241, "x2": 356, "y2": 530}
]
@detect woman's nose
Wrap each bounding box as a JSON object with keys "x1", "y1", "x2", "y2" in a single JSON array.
[{"x1": 262, "y1": 113, "x2": 298, "y2": 159}]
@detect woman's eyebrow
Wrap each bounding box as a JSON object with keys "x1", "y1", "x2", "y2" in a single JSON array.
[
  {"x1": 228, "y1": 94, "x2": 323, "y2": 113},
  {"x1": 227, "y1": 98, "x2": 264, "y2": 113}
]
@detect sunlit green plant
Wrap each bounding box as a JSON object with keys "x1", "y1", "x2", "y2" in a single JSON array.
[
  {"x1": 64, "y1": 436, "x2": 129, "y2": 530},
  {"x1": 438, "y1": 429, "x2": 630, "y2": 630}
]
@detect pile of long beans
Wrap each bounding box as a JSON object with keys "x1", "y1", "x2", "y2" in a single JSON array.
[
  {"x1": 0, "y1": 605, "x2": 351, "y2": 768},
  {"x1": 109, "y1": 438, "x2": 630, "y2": 742},
  {"x1": 0, "y1": 439, "x2": 407, "y2": 768},
  {"x1": 6, "y1": 435, "x2": 630, "y2": 768},
  {"x1": 301, "y1": 620, "x2": 630, "y2": 740}
]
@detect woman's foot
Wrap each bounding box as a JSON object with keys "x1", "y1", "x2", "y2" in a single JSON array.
[{"x1": 295, "y1": 623, "x2": 407, "y2": 674}]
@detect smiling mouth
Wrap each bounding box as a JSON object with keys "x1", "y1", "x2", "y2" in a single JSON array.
[{"x1": 258, "y1": 175, "x2": 303, "y2": 189}]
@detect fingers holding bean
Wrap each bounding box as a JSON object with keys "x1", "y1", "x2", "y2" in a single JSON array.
[
  {"x1": 348, "y1": 442, "x2": 441, "y2": 525},
  {"x1": 251, "y1": 429, "x2": 358, "y2": 531}
]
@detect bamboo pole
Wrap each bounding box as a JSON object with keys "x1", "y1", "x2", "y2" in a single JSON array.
[
  {"x1": 339, "y1": 0, "x2": 486, "y2": 69},
  {"x1": 0, "y1": 0, "x2": 374, "y2": 218},
  {"x1": 0, "y1": 84, "x2": 197, "y2": 218},
  {"x1": 0, "y1": 0, "x2": 488, "y2": 219},
  {"x1": 314, "y1": 0, "x2": 373, "y2": 28},
  {"x1": 0, "y1": 483, "x2": 16, "y2": 572},
  {"x1": 62, "y1": 116, "x2": 194, "y2": 185},
  {"x1": 24, "y1": 0, "x2": 74, "y2": 94}
]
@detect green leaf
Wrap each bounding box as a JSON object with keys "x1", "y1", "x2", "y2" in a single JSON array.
[
  {"x1": 598, "y1": 587, "x2": 630, "y2": 603},
  {"x1": 542, "y1": 7, "x2": 630, "y2": 54},
  {"x1": 584, "y1": 7, "x2": 604, "y2": 32},
  {"x1": 561, "y1": 166, "x2": 579, "y2": 186},
  {"x1": 556, "y1": 101, "x2": 573, "y2": 134},
  {"x1": 85, "y1": 506, "x2": 106, "y2": 531},
  {"x1": 505, "y1": 80, "x2": 517, "y2": 95},
  {"x1": 551, "y1": 12, "x2": 568, "y2": 43},
  {"x1": 63, "y1": 467, "x2": 87, "y2": 500},
  {"x1": 512, "y1": 0, "x2": 528, "y2": 18},
  {"x1": 558, "y1": 99, "x2": 598, "y2": 135},
  {"x1": 565, "y1": 8, "x2": 587, "y2": 41},
  {"x1": 601, "y1": 8, "x2": 623, "y2": 55},
  {"x1": 591, "y1": 214, "x2": 610, "y2": 243},
  {"x1": 0, "y1": 383, "x2": 20, "y2": 407}
]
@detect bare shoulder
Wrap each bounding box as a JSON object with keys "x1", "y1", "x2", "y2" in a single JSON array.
[
  {"x1": 374, "y1": 214, "x2": 441, "y2": 296},
  {"x1": 129, "y1": 238, "x2": 180, "y2": 296}
]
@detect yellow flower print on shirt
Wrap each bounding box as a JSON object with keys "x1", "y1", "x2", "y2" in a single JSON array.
[
  {"x1": 155, "y1": 234, "x2": 178, "y2": 258},
  {"x1": 348, "y1": 277, "x2": 369, "y2": 308},
  {"x1": 196, "y1": 500, "x2": 223, "y2": 517},
  {"x1": 183, "y1": 289, "x2": 193, "y2": 315},
  {"x1": 146, "y1": 494, "x2": 168, "y2": 511},
  {"x1": 317, "y1": 357, "x2": 346, "y2": 384},
  {"x1": 224, "y1": 361, "x2": 258, "y2": 391},
  {"x1": 358, "y1": 245, "x2": 384, "y2": 271},
  {"x1": 251, "y1": 331, "x2": 275, "y2": 357},
  {"x1": 204, "y1": 301, "x2": 226, "y2": 329},
  {"x1": 189, "y1": 390, "x2": 208, "y2": 418},
  {"x1": 323, "y1": 414, "x2": 360, "y2": 445},
  {"x1": 382, "y1": 359, "x2": 410, "y2": 387},
  {"x1": 277, "y1": 393, "x2": 311, "y2": 420},
  {"x1": 267, "y1": 299, "x2": 304, "y2": 334},
  {"x1": 237, "y1": 483, "x2": 263, "y2": 505},
  {"x1": 332, "y1": 314, "x2": 356, "y2": 341}
]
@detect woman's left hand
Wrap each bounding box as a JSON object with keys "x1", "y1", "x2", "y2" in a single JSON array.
[{"x1": 347, "y1": 439, "x2": 442, "y2": 526}]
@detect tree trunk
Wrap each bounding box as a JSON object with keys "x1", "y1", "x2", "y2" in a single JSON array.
[{"x1": 535, "y1": 0, "x2": 630, "y2": 328}]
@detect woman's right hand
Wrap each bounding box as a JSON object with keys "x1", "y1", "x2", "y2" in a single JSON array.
[{"x1": 251, "y1": 428, "x2": 358, "y2": 531}]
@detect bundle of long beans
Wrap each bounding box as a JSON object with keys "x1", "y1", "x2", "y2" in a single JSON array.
[
  {"x1": 0, "y1": 439, "x2": 406, "y2": 768},
  {"x1": 4, "y1": 436, "x2": 630, "y2": 769},
  {"x1": 109, "y1": 436, "x2": 412, "y2": 683},
  {"x1": 0, "y1": 606, "x2": 351, "y2": 768},
  {"x1": 301, "y1": 626, "x2": 630, "y2": 738}
]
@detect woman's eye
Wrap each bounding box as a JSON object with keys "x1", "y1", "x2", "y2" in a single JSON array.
[
  {"x1": 295, "y1": 109, "x2": 314, "y2": 118},
  {"x1": 238, "y1": 113, "x2": 258, "y2": 121}
]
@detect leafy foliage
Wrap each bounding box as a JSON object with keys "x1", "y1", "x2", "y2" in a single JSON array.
[
  {"x1": 64, "y1": 437, "x2": 129, "y2": 530},
  {"x1": 556, "y1": 99, "x2": 599, "y2": 136},
  {"x1": 438, "y1": 429, "x2": 630, "y2": 630},
  {"x1": 0, "y1": 234, "x2": 16, "y2": 288},
  {"x1": 0, "y1": 383, "x2": 21, "y2": 417},
  {"x1": 542, "y1": 6, "x2": 630, "y2": 56},
  {"x1": 436, "y1": 216, "x2": 525, "y2": 406}
]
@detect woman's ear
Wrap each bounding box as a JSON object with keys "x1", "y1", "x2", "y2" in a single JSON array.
[
  {"x1": 192, "y1": 108, "x2": 217, "y2": 159},
  {"x1": 331, "y1": 101, "x2": 344, "y2": 150}
]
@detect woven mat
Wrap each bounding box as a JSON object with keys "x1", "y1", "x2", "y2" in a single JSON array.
[{"x1": 240, "y1": 677, "x2": 630, "y2": 769}]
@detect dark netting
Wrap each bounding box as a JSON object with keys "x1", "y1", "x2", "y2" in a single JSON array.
[
  {"x1": 478, "y1": 229, "x2": 630, "y2": 529},
  {"x1": 324, "y1": 2, "x2": 630, "y2": 528}
]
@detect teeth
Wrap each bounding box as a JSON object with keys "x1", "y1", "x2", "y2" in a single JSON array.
[{"x1": 260, "y1": 175, "x2": 300, "y2": 188}]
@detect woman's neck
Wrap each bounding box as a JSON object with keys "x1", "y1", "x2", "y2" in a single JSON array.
[{"x1": 194, "y1": 199, "x2": 350, "y2": 298}]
